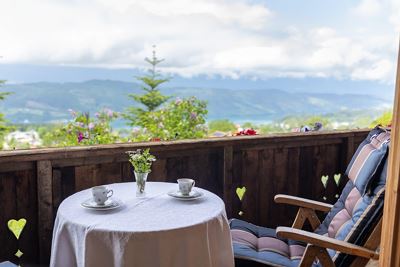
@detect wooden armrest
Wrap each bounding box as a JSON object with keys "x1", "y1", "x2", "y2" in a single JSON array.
[
  {"x1": 274, "y1": 194, "x2": 333, "y2": 212},
  {"x1": 276, "y1": 227, "x2": 379, "y2": 260}
]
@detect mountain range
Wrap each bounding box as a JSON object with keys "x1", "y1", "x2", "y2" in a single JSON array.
[{"x1": 0, "y1": 79, "x2": 392, "y2": 125}]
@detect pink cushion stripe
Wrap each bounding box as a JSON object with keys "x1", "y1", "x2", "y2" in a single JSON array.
[
  {"x1": 348, "y1": 132, "x2": 390, "y2": 183},
  {"x1": 289, "y1": 244, "x2": 306, "y2": 258},
  {"x1": 328, "y1": 209, "x2": 351, "y2": 238},
  {"x1": 258, "y1": 237, "x2": 289, "y2": 256},
  {"x1": 344, "y1": 187, "x2": 362, "y2": 216},
  {"x1": 348, "y1": 144, "x2": 374, "y2": 183},
  {"x1": 231, "y1": 229, "x2": 258, "y2": 250},
  {"x1": 372, "y1": 132, "x2": 390, "y2": 147}
]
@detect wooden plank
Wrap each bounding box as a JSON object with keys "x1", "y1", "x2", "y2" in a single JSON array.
[
  {"x1": 148, "y1": 158, "x2": 167, "y2": 182},
  {"x1": 52, "y1": 169, "x2": 62, "y2": 214},
  {"x1": 271, "y1": 148, "x2": 292, "y2": 227},
  {"x1": 0, "y1": 172, "x2": 17, "y2": 262},
  {"x1": 0, "y1": 130, "x2": 369, "y2": 164},
  {"x1": 258, "y1": 149, "x2": 275, "y2": 227},
  {"x1": 0, "y1": 162, "x2": 34, "y2": 173},
  {"x1": 223, "y1": 146, "x2": 233, "y2": 218},
  {"x1": 324, "y1": 145, "x2": 341, "y2": 204},
  {"x1": 61, "y1": 166, "x2": 75, "y2": 199},
  {"x1": 166, "y1": 157, "x2": 189, "y2": 183},
  {"x1": 15, "y1": 170, "x2": 39, "y2": 265},
  {"x1": 74, "y1": 165, "x2": 96, "y2": 192},
  {"x1": 207, "y1": 151, "x2": 224, "y2": 197},
  {"x1": 121, "y1": 162, "x2": 135, "y2": 183},
  {"x1": 97, "y1": 163, "x2": 122, "y2": 185},
  {"x1": 231, "y1": 150, "x2": 243, "y2": 219},
  {"x1": 36, "y1": 160, "x2": 53, "y2": 264},
  {"x1": 240, "y1": 150, "x2": 260, "y2": 224},
  {"x1": 380, "y1": 41, "x2": 400, "y2": 267}
]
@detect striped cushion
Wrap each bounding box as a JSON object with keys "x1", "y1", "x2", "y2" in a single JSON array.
[
  {"x1": 231, "y1": 128, "x2": 388, "y2": 267},
  {"x1": 230, "y1": 219, "x2": 305, "y2": 267},
  {"x1": 345, "y1": 127, "x2": 390, "y2": 195}
]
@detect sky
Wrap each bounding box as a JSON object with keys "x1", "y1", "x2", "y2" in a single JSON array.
[{"x1": 0, "y1": 0, "x2": 399, "y2": 95}]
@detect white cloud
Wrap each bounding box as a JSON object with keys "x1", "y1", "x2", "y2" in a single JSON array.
[
  {"x1": 0, "y1": 0, "x2": 397, "y2": 83},
  {"x1": 353, "y1": 0, "x2": 382, "y2": 17}
]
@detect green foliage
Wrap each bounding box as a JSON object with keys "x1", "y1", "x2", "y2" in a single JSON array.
[
  {"x1": 208, "y1": 119, "x2": 236, "y2": 133},
  {"x1": 127, "y1": 148, "x2": 156, "y2": 173},
  {"x1": 0, "y1": 81, "x2": 12, "y2": 149},
  {"x1": 124, "y1": 47, "x2": 171, "y2": 127},
  {"x1": 124, "y1": 47, "x2": 208, "y2": 141},
  {"x1": 131, "y1": 97, "x2": 208, "y2": 141},
  {"x1": 42, "y1": 108, "x2": 119, "y2": 147},
  {"x1": 370, "y1": 110, "x2": 392, "y2": 127}
]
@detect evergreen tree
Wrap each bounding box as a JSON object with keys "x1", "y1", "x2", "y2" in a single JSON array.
[{"x1": 124, "y1": 46, "x2": 171, "y2": 126}]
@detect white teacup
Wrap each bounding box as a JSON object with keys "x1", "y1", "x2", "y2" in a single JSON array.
[
  {"x1": 177, "y1": 178, "x2": 195, "y2": 195},
  {"x1": 92, "y1": 186, "x2": 113, "y2": 205}
]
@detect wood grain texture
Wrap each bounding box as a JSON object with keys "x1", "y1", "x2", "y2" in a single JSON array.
[
  {"x1": 223, "y1": 146, "x2": 233, "y2": 218},
  {"x1": 380, "y1": 41, "x2": 400, "y2": 267},
  {"x1": 0, "y1": 172, "x2": 18, "y2": 263},
  {"x1": 274, "y1": 194, "x2": 333, "y2": 212},
  {"x1": 277, "y1": 227, "x2": 379, "y2": 260},
  {"x1": 299, "y1": 245, "x2": 335, "y2": 267},
  {"x1": 0, "y1": 130, "x2": 369, "y2": 163},
  {"x1": 37, "y1": 160, "x2": 53, "y2": 264},
  {"x1": 0, "y1": 129, "x2": 369, "y2": 264}
]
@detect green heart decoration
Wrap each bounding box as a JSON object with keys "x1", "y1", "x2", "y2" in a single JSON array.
[
  {"x1": 8, "y1": 218, "x2": 27, "y2": 240},
  {"x1": 236, "y1": 186, "x2": 246, "y2": 201},
  {"x1": 321, "y1": 175, "x2": 329, "y2": 188},
  {"x1": 334, "y1": 174, "x2": 341, "y2": 186}
]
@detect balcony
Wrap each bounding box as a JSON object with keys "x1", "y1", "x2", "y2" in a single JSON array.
[{"x1": 0, "y1": 129, "x2": 370, "y2": 265}]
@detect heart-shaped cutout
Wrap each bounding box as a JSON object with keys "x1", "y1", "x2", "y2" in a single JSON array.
[
  {"x1": 334, "y1": 174, "x2": 341, "y2": 186},
  {"x1": 8, "y1": 218, "x2": 26, "y2": 240},
  {"x1": 321, "y1": 175, "x2": 329, "y2": 188},
  {"x1": 236, "y1": 186, "x2": 246, "y2": 201}
]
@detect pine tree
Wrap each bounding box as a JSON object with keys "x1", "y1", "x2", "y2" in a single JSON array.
[{"x1": 124, "y1": 46, "x2": 171, "y2": 126}]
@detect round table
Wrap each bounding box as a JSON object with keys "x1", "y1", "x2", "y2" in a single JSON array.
[{"x1": 50, "y1": 182, "x2": 234, "y2": 267}]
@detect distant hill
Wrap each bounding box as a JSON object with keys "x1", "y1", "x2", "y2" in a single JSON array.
[{"x1": 0, "y1": 79, "x2": 391, "y2": 124}]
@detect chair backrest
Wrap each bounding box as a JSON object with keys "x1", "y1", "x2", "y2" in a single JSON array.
[{"x1": 314, "y1": 127, "x2": 389, "y2": 266}]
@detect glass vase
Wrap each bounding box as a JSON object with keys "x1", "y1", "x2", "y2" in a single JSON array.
[{"x1": 134, "y1": 171, "x2": 148, "y2": 197}]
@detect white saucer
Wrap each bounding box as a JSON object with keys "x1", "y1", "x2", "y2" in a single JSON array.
[
  {"x1": 167, "y1": 190, "x2": 204, "y2": 200},
  {"x1": 81, "y1": 198, "x2": 122, "y2": 210}
]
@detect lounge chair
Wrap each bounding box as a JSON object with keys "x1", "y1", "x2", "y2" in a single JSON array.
[{"x1": 230, "y1": 127, "x2": 389, "y2": 267}]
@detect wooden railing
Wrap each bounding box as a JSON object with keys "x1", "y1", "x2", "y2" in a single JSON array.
[{"x1": 0, "y1": 129, "x2": 369, "y2": 265}]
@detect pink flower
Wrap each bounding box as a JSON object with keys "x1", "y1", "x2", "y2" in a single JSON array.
[
  {"x1": 107, "y1": 110, "x2": 114, "y2": 118},
  {"x1": 68, "y1": 109, "x2": 77, "y2": 117},
  {"x1": 175, "y1": 98, "x2": 182, "y2": 105},
  {"x1": 88, "y1": 123, "x2": 95, "y2": 130},
  {"x1": 77, "y1": 132, "x2": 85, "y2": 143},
  {"x1": 190, "y1": 112, "x2": 197, "y2": 120}
]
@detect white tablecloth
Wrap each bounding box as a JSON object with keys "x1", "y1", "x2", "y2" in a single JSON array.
[{"x1": 50, "y1": 182, "x2": 234, "y2": 267}]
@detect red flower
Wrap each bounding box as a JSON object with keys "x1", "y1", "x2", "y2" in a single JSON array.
[{"x1": 236, "y1": 128, "x2": 257, "y2": 136}]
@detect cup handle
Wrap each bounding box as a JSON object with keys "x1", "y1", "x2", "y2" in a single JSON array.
[
  {"x1": 192, "y1": 181, "x2": 195, "y2": 188},
  {"x1": 107, "y1": 189, "x2": 113, "y2": 198}
]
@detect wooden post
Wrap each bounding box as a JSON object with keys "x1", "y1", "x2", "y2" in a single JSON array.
[
  {"x1": 223, "y1": 146, "x2": 233, "y2": 218},
  {"x1": 37, "y1": 160, "x2": 53, "y2": 264},
  {"x1": 380, "y1": 41, "x2": 400, "y2": 266}
]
